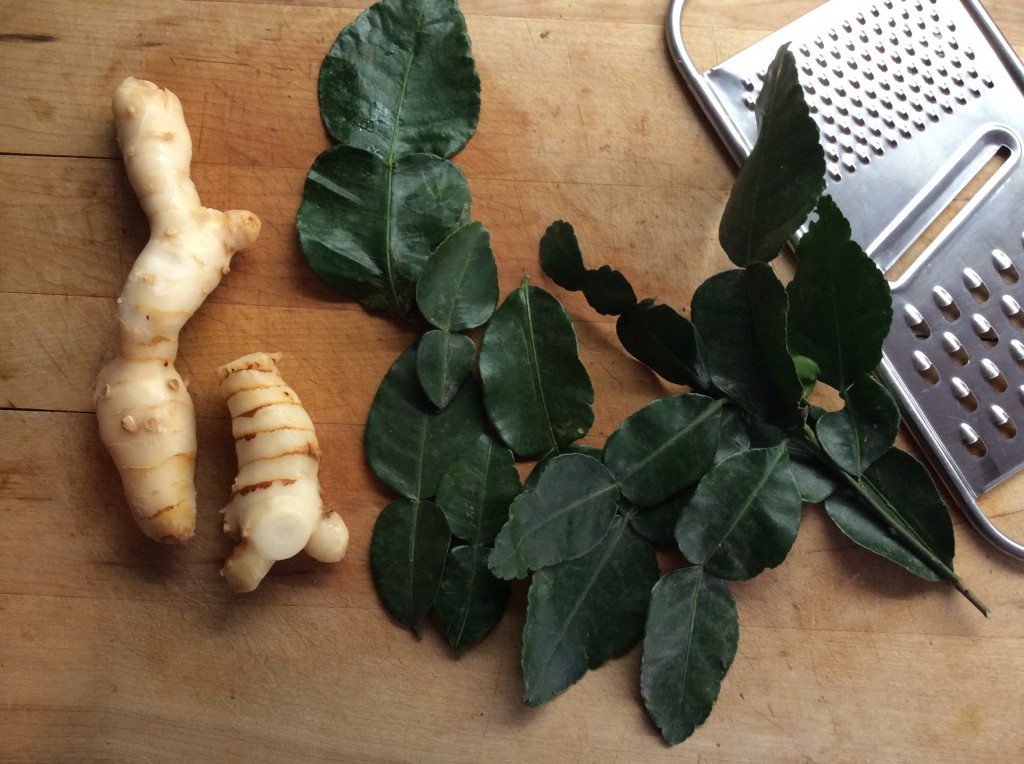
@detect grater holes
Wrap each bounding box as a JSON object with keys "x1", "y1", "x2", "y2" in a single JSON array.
[
  {"x1": 962, "y1": 268, "x2": 990, "y2": 301},
  {"x1": 1011, "y1": 338, "x2": 1024, "y2": 364},
  {"x1": 933, "y1": 286, "x2": 961, "y2": 320},
  {"x1": 994, "y1": 249, "x2": 1020, "y2": 283},
  {"x1": 980, "y1": 359, "x2": 1008, "y2": 393},
  {"x1": 971, "y1": 314, "x2": 999, "y2": 347},
  {"x1": 951, "y1": 377, "x2": 979, "y2": 411},
  {"x1": 913, "y1": 351, "x2": 940, "y2": 384},
  {"x1": 904, "y1": 304, "x2": 930, "y2": 338},
  {"x1": 991, "y1": 405, "x2": 1018, "y2": 439},
  {"x1": 942, "y1": 331, "x2": 970, "y2": 365},
  {"x1": 1003, "y1": 297, "x2": 1024, "y2": 329},
  {"x1": 960, "y1": 424, "x2": 988, "y2": 458}
]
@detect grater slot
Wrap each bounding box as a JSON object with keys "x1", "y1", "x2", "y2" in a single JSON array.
[{"x1": 880, "y1": 127, "x2": 1017, "y2": 277}]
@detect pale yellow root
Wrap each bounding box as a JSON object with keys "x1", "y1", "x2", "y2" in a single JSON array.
[
  {"x1": 94, "y1": 78, "x2": 261, "y2": 543},
  {"x1": 219, "y1": 352, "x2": 349, "y2": 592}
]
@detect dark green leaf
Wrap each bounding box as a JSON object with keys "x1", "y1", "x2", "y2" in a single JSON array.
[
  {"x1": 615, "y1": 300, "x2": 708, "y2": 388},
  {"x1": 787, "y1": 196, "x2": 893, "y2": 390},
  {"x1": 370, "y1": 498, "x2": 451, "y2": 635},
  {"x1": 824, "y1": 448, "x2": 954, "y2": 580},
  {"x1": 793, "y1": 354, "x2": 820, "y2": 398},
  {"x1": 539, "y1": 221, "x2": 636, "y2": 316},
  {"x1": 479, "y1": 280, "x2": 594, "y2": 457},
  {"x1": 675, "y1": 445, "x2": 802, "y2": 580},
  {"x1": 539, "y1": 219, "x2": 587, "y2": 290},
  {"x1": 435, "y1": 434, "x2": 522, "y2": 546},
  {"x1": 416, "y1": 329, "x2": 476, "y2": 409},
  {"x1": 365, "y1": 342, "x2": 487, "y2": 499},
  {"x1": 641, "y1": 566, "x2": 739, "y2": 746},
  {"x1": 817, "y1": 374, "x2": 900, "y2": 476},
  {"x1": 524, "y1": 444, "x2": 603, "y2": 490},
  {"x1": 627, "y1": 491, "x2": 692, "y2": 547},
  {"x1": 692, "y1": 269, "x2": 801, "y2": 427},
  {"x1": 603, "y1": 394, "x2": 723, "y2": 507},
  {"x1": 318, "y1": 0, "x2": 480, "y2": 160},
  {"x1": 434, "y1": 545, "x2": 511, "y2": 652},
  {"x1": 417, "y1": 221, "x2": 498, "y2": 331},
  {"x1": 787, "y1": 441, "x2": 839, "y2": 503},
  {"x1": 489, "y1": 453, "x2": 618, "y2": 580},
  {"x1": 581, "y1": 265, "x2": 637, "y2": 316},
  {"x1": 718, "y1": 46, "x2": 826, "y2": 266},
  {"x1": 298, "y1": 146, "x2": 470, "y2": 315},
  {"x1": 521, "y1": 518, "x2": 658, "y2": 706}
]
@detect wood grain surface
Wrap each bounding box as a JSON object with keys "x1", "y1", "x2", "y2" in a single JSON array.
[{"x1": 2, "y1": 0, "x2": 1023, "y2": 761}]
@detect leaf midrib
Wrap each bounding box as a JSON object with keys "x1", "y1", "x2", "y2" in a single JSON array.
[{"x1": 704, "y1": 448, "x2": 785, "y2": 564}]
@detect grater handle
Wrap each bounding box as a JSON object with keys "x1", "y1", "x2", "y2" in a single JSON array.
[
  {"x1": 665, "y1": 0, "x2": 752, "y2": 167},
  {"x1": 959, "y1": 496, "x2": 1024, "y2": 559}
]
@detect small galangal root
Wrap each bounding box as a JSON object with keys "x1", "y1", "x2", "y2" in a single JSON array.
[{"x1": 219, "y1": 352, "x2": 349, "y2": 593}]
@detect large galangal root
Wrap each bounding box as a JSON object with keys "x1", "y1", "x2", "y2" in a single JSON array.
[
  {"x1": 94, "y1": 78, "x2": 261, "y2": 543},
  {"x1": 219, "y1": 352, "x2": 349, "y2": 593}
]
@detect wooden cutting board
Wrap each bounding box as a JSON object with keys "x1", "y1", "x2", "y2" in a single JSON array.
[{"x1": 2, "y1": 0, "x2": 1022, "y2": 761}]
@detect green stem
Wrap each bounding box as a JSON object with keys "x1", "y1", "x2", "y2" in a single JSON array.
[{"x1": 801, "y1": 425, "x2": 989, "y2": 617}]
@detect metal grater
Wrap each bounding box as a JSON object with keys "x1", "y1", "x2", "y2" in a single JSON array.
[{"x1": 667, "y1": 0, "x2": 1024, "y2": 558}]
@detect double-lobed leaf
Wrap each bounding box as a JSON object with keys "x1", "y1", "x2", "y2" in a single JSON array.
[
  {"x1": 824, "y1": 447, "x2": 954, "y2": 581},
  {"x1": 365, "y1": 342, "x2": 487, "y2": 499},
  {"x1": 675, "y1": 445, "x2": 802, "y2": 580},
  {"x1": 370, "y1": 498, "x2": 451, "y2": 635},
  {"x1": 539, "y1": 220, "x2": 637, "y2": 316},
  {"x1": 718, "y1": 46, "x2": 826, "y2": 267},
  {"x1": 489, "y1": 453, "x2": 619, "y2": 580},
  {"x1": 479, "y1": 279, "x2": 594, "y2": 457},
  {"x1": 603, "y1": 393, "x2": 723, "y2": 507},
  {"x1": 521, "y1": 517, "x2": 659, "y2": 706},
  {"x1": 641, "y1": 566, "x2": 739, "y2": 745},
  {"x1": 298, "y1": 147, "x2": 471, "y2": 315},
  {"x1": 318, "y1": 0, "x2": 480, "y2": 160}
]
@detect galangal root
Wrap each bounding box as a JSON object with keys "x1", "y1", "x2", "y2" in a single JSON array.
[
  {"x1": 219, "y1": 352, "x2": 349, "y2": 593},
  {"x1": 94, "y1": 77, "x2": 261, "y2": 542}
]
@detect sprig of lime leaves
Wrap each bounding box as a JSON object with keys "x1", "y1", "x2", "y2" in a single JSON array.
[{"x1": 298, "y1": 0, "x2": 987, "y2": 746}]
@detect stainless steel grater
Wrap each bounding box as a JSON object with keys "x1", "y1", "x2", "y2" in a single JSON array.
[{"x1": 667, "y1": 0, "x2": 1024, "y2": 558}]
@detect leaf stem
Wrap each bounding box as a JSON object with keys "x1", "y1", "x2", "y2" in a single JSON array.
[{"x1": 801, "y1": 425, "x2": 989, "y2": 616}]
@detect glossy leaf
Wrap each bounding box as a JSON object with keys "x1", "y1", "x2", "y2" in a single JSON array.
[
  {"x1": 539, "y1": 220, "x2": 637, "y2": 316},
  {"x1": 365, "y1": 342, "x2": 487, "y2": 499},
  {"x1": 675, "y1": 445, "x2": 802, "y2": 580},
  {"x1": 434, "y1": 545, "x2": 511, "y2": 652},
  {"x1": 817, "y1": 374, "x2": 900, "y2": 476},
  {"x1": 641, "y1": 566, "x2": 739, "y2": 746},
  {"x1": 788, "y1": 196, "x2": 893, "y2": 390},
  {"x1": 524, "y1": 444, "x2": 603, "y2": 491},
  {"x1": 318, "y1": 0, "x2": 480, "y2": 160},
  {"x1": 489, "y1": 454, "x2": 618, "y2": 580},
  {"x1": 416, "y1": 329, "x2": 476, "y2": 409},
  {"x1": 370, "y1": 498, "x2": 451, "y2": 635},
  {"x1": 479, "y1": 279, "x2": 594, "y2": 457},
  {"x1": 615, "y1": 300, "x2": 708, "y2": 388},
  {"x1": 435, "y1": 434, "x2": 522, "y2": 546},
  {"x1": 298, "y1": 146, "x2": 471, "y2": 315},
  {"x1": 521, "y1": 518, "x2": 658, "y2": 706},
  {"x1": 719, "y1": 46, "x2": 826, "y2": 266},
  {"x1": 417, "y1": 221, "x2": 498, "y2": 331},
  {"x1": 692, "y1": 269, "x2": 801, "y2": 427},
  {"x1": 603, "y1": 394, "x2": 723, "y2": 507},
  {"x1": 715, "y1": 404, "x2": 751, "y2": 465},
  {"x1": 824, "y1": 447, "x2": 954, "y2": 580}
]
